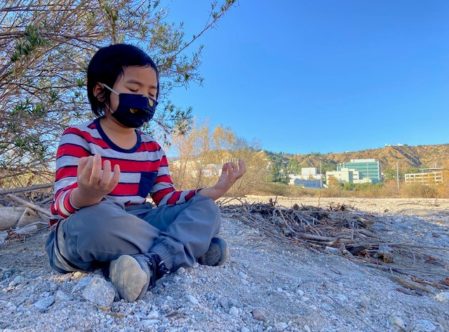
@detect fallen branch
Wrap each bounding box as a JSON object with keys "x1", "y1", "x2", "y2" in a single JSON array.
[
  {"x1": 6, "y1": 194, "x2": 51, "y2": 218},
  {"x1": 0, "y1": 183, "x2": 52, "y2": 195}
]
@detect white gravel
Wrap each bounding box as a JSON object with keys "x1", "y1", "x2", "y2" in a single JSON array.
[{"x1": 1, "y1": 197, "x2": 449, "y2": 331}]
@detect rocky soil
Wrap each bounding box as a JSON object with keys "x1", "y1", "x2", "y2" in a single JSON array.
[{"x1": 1, "y1": 196, "x2": 449, "y2": 332}]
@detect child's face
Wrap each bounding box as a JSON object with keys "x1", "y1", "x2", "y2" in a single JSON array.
[{"x1": 109, "y1": 66, "x2": 158, "y2": 112}]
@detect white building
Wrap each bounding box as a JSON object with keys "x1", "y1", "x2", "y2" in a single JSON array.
[{"x1": 289, "y1": 167, "x2": 323, "y2": 188}]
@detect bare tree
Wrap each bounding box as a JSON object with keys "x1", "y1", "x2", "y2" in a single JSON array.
[{"x1": 0, "y1": 0, "x2": 235, "y2": 186}]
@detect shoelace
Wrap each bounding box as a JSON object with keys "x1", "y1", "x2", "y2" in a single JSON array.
[{"x1": 141, "y1": 253, "x2": 170, "y2": 287}]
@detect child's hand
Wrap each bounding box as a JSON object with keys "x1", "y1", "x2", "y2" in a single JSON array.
[
  {"x1": 215, "y1": 159, "x2": 246, "y2": 193},
  {"x1": 199, "y1": 159, "x2": 246, "y2": 200},
  {"x1": 72, "y1": 154, "x2": 121, "y2": 207}
]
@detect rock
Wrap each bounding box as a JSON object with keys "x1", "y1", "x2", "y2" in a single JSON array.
[
  {"x1": 0, "y1": 231, "x2": 7, "y2": 245},
  {"x1": 304, "y1": 325, "x2": 311, "y2": 332},
  {"x1": 412, "y1": 320, "x2": 436, "y2": 332},
  {"x1": 82, "y1": 276, "x2": 115, "y2": 307},
  {"x1": 239, "y1": 271, "x2": 248, "y2": 279},
  {"x1": 186, "y1": 294, "x2": 199, "y2": 305},
  {"x1": 252, "y1": 308, "x2": 267, "y2": 321},
  {"x1": 219, "y1": 298, "x2": 230, "y2": 311},
  {"x1": 71, "y1": 271, "x2": 87, "y2": 280},
  {"x1": 0, "y1": 207, "x2": 25, "y2": 230},
  {"x1": 141, "y1": 319, "x2": 159, "y2": 329},
  {"x1": 296, "y1": 288, "x2": 304, "y2": 296},
  {"x1": 324, "y1": 246, "x2": 340, "y2": 254},
  {"x1": 241, "y1": 327, "x2": 250, "y2": 332},
  {"x1": 34, "y1": 295, "x2": 55, "y2": 312},
  {"x1": 55, "y1": 290, "x2": 72, "y2": 302},
  {"x1": 377, "y1": 244, "x2": 394, "y2": 263},
  {"x1": 434, "y1": 291, "x2": 449, "y2": 303},
  {"x1": 16, "y1": 208, "x2": 39, "y2": 228},
  {"x1": 9, "y1": 275, "x2": 24, "y2": 287},
  {"x1": 147, "y1": 310, "x2": 160, "y2": 319},
  {"x1": 229, "y1": 306, "x2": 240, "y2": 317},
  {"x1": 0, "y1": 300, "x2": 17, "y2": 313},
  {"x1": 390, "y1": 316, "x2": 406, "y2": 331},
  {"x1": 275, "y1": 322, "x2": 288, "y2": 331},
  {"x1": 335, "y1": 293, "x2": 348, "y2": 303},
  {"x1": 71, "y1": 275, "x2": 92, "y2": 293}
]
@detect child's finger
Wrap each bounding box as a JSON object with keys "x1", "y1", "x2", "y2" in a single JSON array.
[
  {"x1": 100, "y1": 159, "x2": 112, "y2": 186},
  {"x1": 78, "y1": 156, "x2": 93, "y2": 181},
  {"x1": 109, "y1": 164, "x2": 121, "y2": 190},
  {"x1": 89, "y1": 154, "x2": 102, "y2": 185}
]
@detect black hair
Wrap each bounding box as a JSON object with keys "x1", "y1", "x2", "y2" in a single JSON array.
[{"x1": 87, "y1": 43, "x2": 159, "y2": 116}]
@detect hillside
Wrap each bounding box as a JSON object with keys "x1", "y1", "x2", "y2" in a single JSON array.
[{"x1": 267, "y1": 143, "x2": 449, "y2": 176}]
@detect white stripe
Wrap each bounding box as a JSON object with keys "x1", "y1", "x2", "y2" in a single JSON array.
[
  {"x1": 178, "y1": 190, "x2": 188, "y2": 204},
  {"x1": 55, "y1": 177, "x2": 77, "y2": 193},
  {"x1": 140, "y1": 133, "x2": 157, "y2": 143},
  {"x1": 158, "y1": 192, "x2": 171, "y2": 206},
  {"x1": 59, "y1": 133, "x2": 91, "y2": 149},
  {"x1": 88, "y1": 146, "x2": 161, "y2": 162},
  {"x1": 157, "y1": 166, "x2": 170, "y2": 176},
  {"x1": 118, "y1": 172, "x2": 141, "y2": 183},
  {"x1": 56, "y1": 155, "x2": 79, "y2": 168},
  {"x1": 151, "y1": 182, "x2": 172, "y2": 194},
  {"x1": 107, "y1": 195, "x2": 146, "y2": 204},
  {"x1": 58, "y1": 191, "x2": 70, "y2": 217},
  {"x1": 80, "y1": 125, "x2": 103, "y2": 139}
]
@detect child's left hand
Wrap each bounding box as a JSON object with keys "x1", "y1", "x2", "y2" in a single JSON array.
[{"x1": 199, "y1": 159, "x2": 246, "y2": 200}]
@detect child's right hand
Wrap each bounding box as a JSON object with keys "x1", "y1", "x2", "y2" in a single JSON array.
[{"x1": 71, "y1": 154, "x2": 121, "y2": 208}]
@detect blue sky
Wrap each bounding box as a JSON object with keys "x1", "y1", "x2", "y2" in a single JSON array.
[{"x1": 166, "y1": 0, "x2": 449, "y2": 154}]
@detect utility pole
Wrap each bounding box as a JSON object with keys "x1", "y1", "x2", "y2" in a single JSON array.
[
  {"x1": 396, "y1": 162, "x2": 400, "y2": 192},
  {"x1": 319, "y1": 160, "x2": 323, "y2": 188}
]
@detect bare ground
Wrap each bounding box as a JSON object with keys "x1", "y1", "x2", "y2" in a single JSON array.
[{"x1": 1, "y1": 196, "x2": 449, "y2": 332}]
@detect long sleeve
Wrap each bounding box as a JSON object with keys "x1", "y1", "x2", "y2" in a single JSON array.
[
  {"x1": 50, "y1": 127, "x2": 91, "y2": 219},
  {"x1": 149, "y1": 148, "x2": 199, "y2": 207}
]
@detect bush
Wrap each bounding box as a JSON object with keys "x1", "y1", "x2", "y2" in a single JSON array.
[{"x1": 400, "y1": 184, "x2": 439, "y2": 198}]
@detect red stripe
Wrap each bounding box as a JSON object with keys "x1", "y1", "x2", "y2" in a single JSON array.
[
  {"x1": 156, "y1": 174, "x2": 172, "y2": 184},
  {"x1": 55, "y1": 166, "x2": 78, "y2": 180},
  {"x1": 56, "y1": 143, "x2": 90, "y2": 159},
  {"x1": 167, "y1": 191, "x2": 181, "y2": 205},
  {"x1": 136, "y1": 141, "x2": 161, "y2": 153},
  {"x1": 103, "y1": 158, "x2": 159, "y2": 173},
  {"x1": 184, "y1": 190, "x2": 196, "y2": 201},
  {"x1": 55, "y1": 182, "x2": 78, "y2": 198},
  {"x1": 110, "y1": 183, "x2": 139, "y2": 196},
  {"x1": 62, "y1": 189, "x2": 76, "y2": 214},
  {"x1": 54, "y1": 194, "x2": 69, "y2": 218},
  {"x1": 160, "y1": 155, "x2": 169, "y2": 167},
  {"x1": 151, "y1": 187, "x2": 174, "y2": 204},
  {"x1": 64, "y1": 127, "x2": 110, "y2": 149}
]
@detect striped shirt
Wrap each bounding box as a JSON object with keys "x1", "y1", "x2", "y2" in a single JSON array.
[{"x1": 50, "y1": 118, "x2": 198, "y2": 222}]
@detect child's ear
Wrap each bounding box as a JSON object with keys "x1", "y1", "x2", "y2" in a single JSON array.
[{"x1": 93, "y1": 83, "x2": 106, "y2": 102}]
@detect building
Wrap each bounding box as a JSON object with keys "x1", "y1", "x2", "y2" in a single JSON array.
[
  {"x1": 288, "y1": 167, "x2": 323, "y2": 188},
  {"x1": 326, "y1": 169, "x2": 353, "y2": 184},
  {"x1": 301, "y1": 167, "x2": 318, "y2": 177},
  {"x1": 337, "y1": 159, "x2": 381, "y2": 183},
  {"x1": 404, "y1": 169, "x2": 449, "y2": 185}
]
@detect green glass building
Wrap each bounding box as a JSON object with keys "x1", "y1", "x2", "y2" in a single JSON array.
[{"x1": 337, "y1": 159, "x2": 381, "y2": 183}]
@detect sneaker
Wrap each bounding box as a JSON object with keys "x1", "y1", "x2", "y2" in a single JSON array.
[
  {"x1": 197, "y1": 237, "x2": 229, "y2": 266},
  {"x1": 109, "y1": 253, "x2": 168, "y2": 302}
]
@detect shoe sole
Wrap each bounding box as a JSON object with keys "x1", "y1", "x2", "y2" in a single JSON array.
[
  {"x1": 109, "y1": 255, "x2": 148, "y2": 302},
  {"x1": 199, "y1": 237, "x2": 229, "y2": 266}
]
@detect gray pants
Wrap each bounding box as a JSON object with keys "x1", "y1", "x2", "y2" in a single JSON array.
[{"x1": 46, "y1": 194, "x2": 221, "y2": 274}]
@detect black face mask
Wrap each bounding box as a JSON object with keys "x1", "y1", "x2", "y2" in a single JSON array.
[{"x1": 101, "y1": 83, "x2": 158, "y2": 128}]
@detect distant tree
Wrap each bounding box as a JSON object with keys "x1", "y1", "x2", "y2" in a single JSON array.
[
  {"x1": 171, "y1": 122, "x2": 270, "y2": 195},
  {"x1": 0, "y1": 0, "x2": 235, "y2": 185}
]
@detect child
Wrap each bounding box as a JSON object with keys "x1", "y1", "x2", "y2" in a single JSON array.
[{"x1": 45, "y1": 44, "x2": 246, "y2": 302}]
